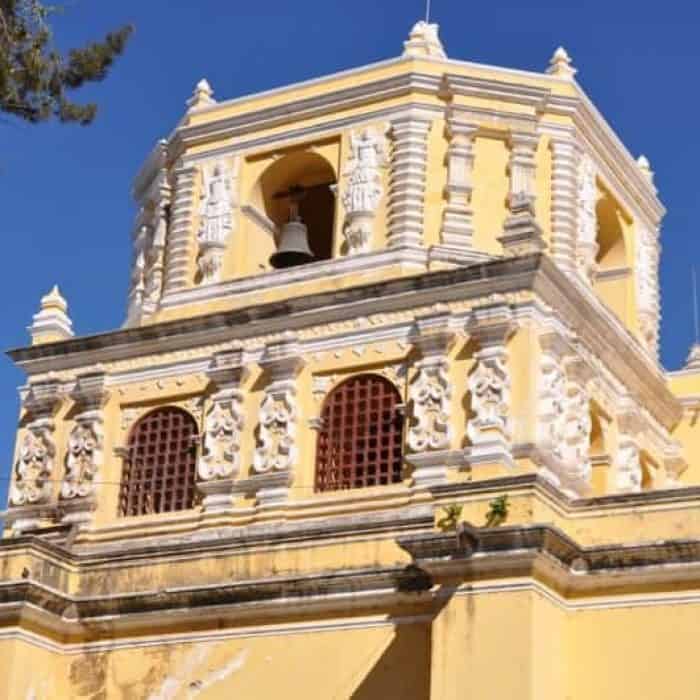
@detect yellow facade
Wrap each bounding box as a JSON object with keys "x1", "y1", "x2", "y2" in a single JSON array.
[{"x1": 3, "y1": 21, "x2": 700, "y2": 699}]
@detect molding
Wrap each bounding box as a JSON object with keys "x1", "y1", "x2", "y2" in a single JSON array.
[
  {"x1": 240, "y1": 204, "x2": 279, "y2": 239},
  {"x1": 595, "y1": 266, "x2": 631, "y2": 282}
]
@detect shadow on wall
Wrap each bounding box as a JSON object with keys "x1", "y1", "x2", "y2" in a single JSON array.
[{"x1": 349, "y1": 621, "x2": 431, "y2": 699}]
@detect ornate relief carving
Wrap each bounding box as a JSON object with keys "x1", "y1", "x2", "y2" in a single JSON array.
[
  {"x1": 636, "y1": 223, "x2": 660, "y2": 355},
  {"x1": 614, "y1": 441, "x2": 641, "y2": 492},
  {"x1": 537, "y1": 342, "x2": 567, "y2": 461},
  {"x1": 577, "y1": 154, "x2": 599, "y2": 281},
  {"x1": 312, "y1": 375, "x2": 335, "y2": 403},
  {"x1": 468, "y1": 355, "x2": 511, "y2": 443},
  {"x1": 10, "y1": 426, "x2": 54, "y2": 506},
  {"x1": 562, "y1": 384, "x2": 592, "y2": 482},
  {"x1": 61, "y1": 420, "x2": 102, "y2": 500},
  {"x1": 198, "y1": 396, "x2": 244, "y2": 480},
  {"x1": 342, "y1": 128, "x2": 385, "y2": 254},
  {"x1": 197, "y1": 160, "x2": 239, "y2": 283},
  {"x1": 253, "y1": 391, "x2": 297, "y2": 474},
  {"x1": 408, "y1": 360, "x2": 452, "y2": 451}
]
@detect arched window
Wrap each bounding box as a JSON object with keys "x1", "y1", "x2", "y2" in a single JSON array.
[
  {"x1": 315, "y1": 374, "x2": 404, "y2": 492},
  {"x1": 119, "y1": 407, "x2": 198, "y2": 516}
]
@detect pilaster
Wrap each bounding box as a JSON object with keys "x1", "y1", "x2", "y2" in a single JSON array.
[
  {"x1": 387, "y1": 114, "x2": 432, "y2": 250},
  {"x1": 406, "y1": 308, "x2": 457, "y2": 486},
  {"x1": 576, "y1": 153, "x2": 600, "y2": 281},
  {"x1": 549, "y1": 135, "x2": 578, "y2": 273},
  {"x1": 499, "y1": 131, "x2": 545, "y2": 255},
  {"x1": 6, "y1": 380, "x2": 63, "y2": 532},
  {"x1": 60, "y1": 372, "x2": 109, "y2": 525},
  {"x1": 197, "y1": 345, "x2": 248, "y2": 512},
  {"x1": 613, "y1": 397, "x2": 643, "y2": 493},
  {"x1": 250, "y1": 334, "x2": 306, "y2": 506},
  {"x1": 466, "y1": 306, "x2": 516, "y2": 468},
  {"x1": 440, "y1": 115, "x2": 478, "y2": 251},
  {"x1": 636, "y1": 222, "x2": 661, "y2": 358},
  {"x1": 163, "y1": 161, "x2": 199, "y2": 295},
  {"x1": 561, "y1": 357, "x2": 595, "y2": 487}
]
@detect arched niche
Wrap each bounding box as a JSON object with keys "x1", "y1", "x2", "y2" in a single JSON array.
[
  {"x1": 594, "y1": 190, "x2": 634, "y2": 326},
  {"x1": 249, "y1": 151, "x2": 337, "y2": 269}
]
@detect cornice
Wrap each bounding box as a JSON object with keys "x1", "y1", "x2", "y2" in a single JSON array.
[{"x1": 8, "y1": 255, "x2": 680, "y2": 429}]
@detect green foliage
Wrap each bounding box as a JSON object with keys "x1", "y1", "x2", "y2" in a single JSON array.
[
  {"x1": 0, "y1": 1, "x2": 132, "y2": 124},
  {"x1": 484, "y1": 495, "x2": 509, "y2": 528},
  {"x1": 437, "y1": 503, "x2": 463, "y2": 532}
]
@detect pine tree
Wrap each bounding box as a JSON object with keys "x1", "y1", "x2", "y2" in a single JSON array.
[{"x1": 0, "y1": 1, "x2": 132, "y2": 125}]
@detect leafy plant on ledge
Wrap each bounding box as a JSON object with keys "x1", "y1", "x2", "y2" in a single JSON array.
[
  {"x1": 484, "y1": 495, "x2": 509, "y2": 527},
  {"x1": 437, "y1": 504, "x2": 463, "y2": 533}
]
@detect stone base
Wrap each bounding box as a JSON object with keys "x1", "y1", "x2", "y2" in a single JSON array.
[
  {"x1": 2, "y1": 503, "x2": 58, "y2": 534},
  {"x1": 197, "y1": 478, "x2": 235, "y2": 512},
  {"x1": 498, "y1": 213, "x2": 545, "y2": 256},
  {"x1": 464, "y1": 439, "x2": 515, "y2": 470},
  {"x1": 234, "y1": 471, "x2": 292, "y2": 507},
  {"x1": 59, "y1": 498, "x2": 97, "y2": 526},
  {"x1": 407, "y1": 450, "x2": 465, "y2": 487}
]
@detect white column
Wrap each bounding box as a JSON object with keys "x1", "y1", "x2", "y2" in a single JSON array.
[
  {"x1": 250, "y1": 334, "x2": 306, "y2": 506},
  {"x1": 7, "y1": 380, "x2": 62, "y2": 532},
  {"x1": 197, "y1": 346, "x2": 247, "y2": 512},
  {"x1": 387, "y1": 114, "x2": 432, "y2": 249},
  {"x1": 576, "y1": 153, "x2": 600, "y2": 281},
  {"x1": 500, "y1": 131, "x2": 545, "y2": 255},
  {"x1": 163, "y1": 161, "x2": 199, "y2": 295},
  {"x1": 561, "y1": 358, "x2": 594, "y2": 487},
  {"x1": 60, "y1": 372, "x2": 109, "y2": 525},
  {"x1": 466, "y1": 307, "x2": 516, "y2": 467},
  {"x1": 549, "y1": 136, "x2": 578, "y2": 273},
  {"x1": 613, "y1": 399, "x2": 643, "y2": 493},
  {"x1": 406, "y1": 308, "x2": 457, "y2": 486},
  {"x1": 440, "y1": 116, "x2": 478, "y2": 250},
  {"x1": 636, "y1": 223, "x2": 661, "y2": 358}
]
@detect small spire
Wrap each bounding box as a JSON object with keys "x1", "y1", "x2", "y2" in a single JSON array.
[
  {"x1": 636, "y1": 154, "x2": 655, "y2": 185},
  {"x1": 187, "y1": 78, "x2": 216, "y2": 111},
  {"x1": 685, "y1": 344, "x2": 700, "y2": 371},
  {"x1": 28, "y1": 285, "x2": 74, "y2": 345},
  {"x1": 546, "y1": 46, "x2": 577, "y2": 79},
  {"x1": 403, "y1": 20, "x2": 447, "y2": 59}
]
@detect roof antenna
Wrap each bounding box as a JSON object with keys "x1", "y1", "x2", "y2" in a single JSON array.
[
  {"x1": 425, "y1": 0, "x2": 431, "y2": 22},
  {"x1": 694, "y1": 266, "x2": 699, "y2": 344}
]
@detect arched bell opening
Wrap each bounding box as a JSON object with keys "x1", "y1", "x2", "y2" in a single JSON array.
[
  {"x1": 253, "y1": 151, "x2": 337, "y2": 269},
  {"x1": 594, "y1": 191, "x2": 633, "y2": 325}
]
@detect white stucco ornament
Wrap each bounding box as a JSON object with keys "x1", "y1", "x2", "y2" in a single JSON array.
[
  {"x1": 61, "y1": 420, "x2": 103, "y2": 499},
  {"x1": 253, "y1": 392, "x2": 297, "y2": 473},
  {"x1": 198, "y1": 397, "x2": 244, "y2": 481},
  {"x1": 342, "y1": 128, "x2": 385, "y2": 254},
  {"x1": 402, "y1": 21, "x2": 447, "y2": 59},
  {"x1": 197, "y1": 161, "x2": 237, "y2": 283},
  {"x1": 187, "y1": 78, "x2": 216, "y2": 111},
  {"x1": 467, "y1": 356, "x2": 511, "y2": 443},
  {"x1": 10, "y1": 428, "x2": 54, "y2": 506},
  {"x1": 546, "y1": 46, "x2": 577, "y2": 79},
  {"x1": 29, "y1": 285, "x2": 74, "y2": 342},
  {"x1": 577, "y1": 154, "x2": 599, "y2": 280},
  {"x1": 408, "y1": 361, "x2": 452, "y2": 451}
]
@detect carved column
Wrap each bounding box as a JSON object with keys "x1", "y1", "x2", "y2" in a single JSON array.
[
  {"x1": 60, "y1": 372, "x2": 109, "y2": 525},
  {"x1": 250, "y1": 334, "x2": 306, "y2": 506},
  {"x1": 561, "y1": 358, "x2": 594, "y2": 486},
  {"x1": 536, "y1": 333, "x2": 568, "y2": 465},
  {"x1": 7, "y1": 380, "x2": 62, "y2": 533},
  {"x1": 387, "y1": 114, "x2": 432, "y2": 249},
  {"x1": 440, "y1": 115, "x2": 477, "y2": 250},
  {"x1": 499, "y1": 131, "x2": 545, "y2": 255},
  {"x1": 197, "y1": 158, "x2": 240, "y2": 284},
  {"x1": 140, "y1": 171, "x2": 171, "y2": 318},
  {"x1": 549, "y1": 136, "x2": 578, "y2": 273},
  {"x1": 576, "y1": 153, "x2": 600, "y2": 281},
  {"x1": 197, "y1": 346, "x2": 247, "y2": 512},
  {"x1": 663, "y1": 443, "x2": 687, "y2": 488},
  {"x1": 466, "y1": 307, "x2": 516, "y2": 466},
  {"x1": 341, "y1": 128, "x2": 385, "y2": 255},
  {"x1": 406, "y1": 309, "x2": 457, "y2": 486},
  {"x1": 125, "y1": 208, "x2": 149, "y2": 326},
  {"x1": 163, "y1": 161, "x2": 199, "y2": 295},
  {"x1": 613, "y1": 399, "x2": 643, "y2": 493},
  {"x1": 636, "y1": 223, "x2": 661, "y2": 358}
]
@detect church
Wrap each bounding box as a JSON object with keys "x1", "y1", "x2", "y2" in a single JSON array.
[{"x1": 2, "y1": 19, "x2": 700, "y2": 698}]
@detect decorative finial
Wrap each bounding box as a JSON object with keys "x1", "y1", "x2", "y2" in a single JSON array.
[
  {"x1": 28, "y1": 285, "x2": 74, "y2": 345},
  {"x1": 636, "y1": 154, "x2": 655, "y2": 185},
  {"x1": 403, "y1": 20, "x2": 447, "y2": 59},
  {"x1": 187, "y1": 78, "x2": 216, "y2": 111},
  {"x1": 546, "y1": 46, "x2": 577, "y2": 79}
]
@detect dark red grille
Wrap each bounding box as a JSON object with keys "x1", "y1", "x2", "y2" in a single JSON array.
[
  {"x1": 315, "y1": 374, "x2": 404, "y2": 492},
  {"x1": 119, "y1": 407, "x2": 198, "y2": 517}
]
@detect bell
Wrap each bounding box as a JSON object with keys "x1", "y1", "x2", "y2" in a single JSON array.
[{"x1": 270, "y1": 216, "x2": 315, "y2": 269}]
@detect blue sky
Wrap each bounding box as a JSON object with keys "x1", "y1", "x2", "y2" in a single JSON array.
[{"x1": 0, "y1": 0, "x2": 697, "y2": 501}]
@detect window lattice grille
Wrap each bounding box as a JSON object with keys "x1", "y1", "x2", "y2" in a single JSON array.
[
  {"x1": 315, "y1": 374, "x2": 404, "y2": 492},
  {"x1": 119, "y1": 407, "x2": 198, "y2": 517}
]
